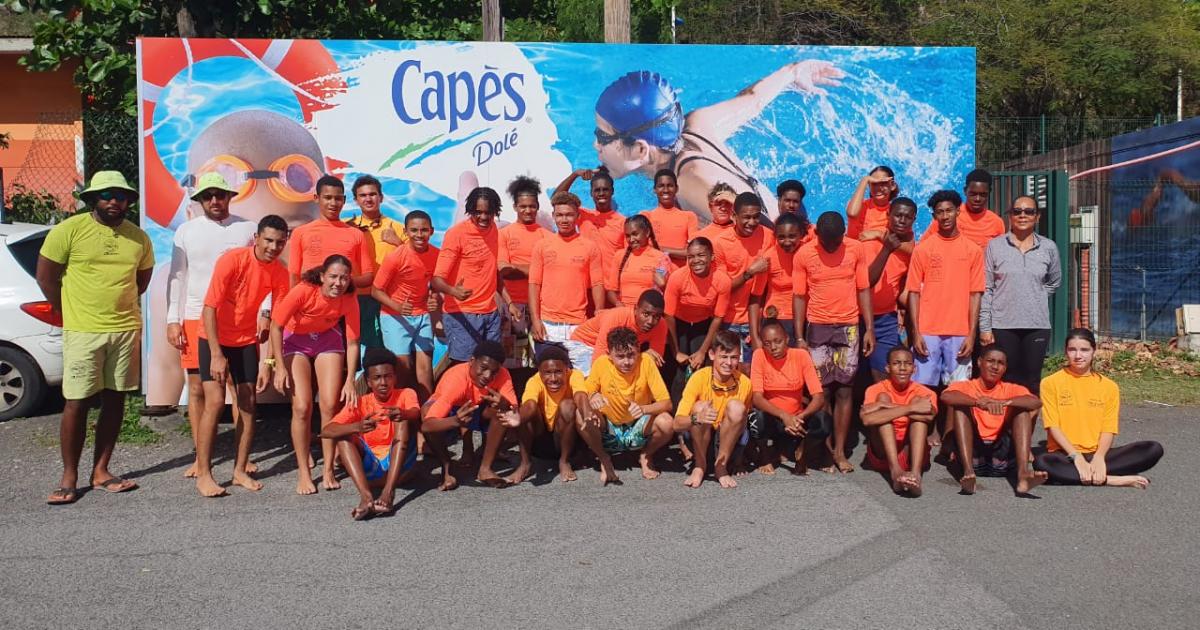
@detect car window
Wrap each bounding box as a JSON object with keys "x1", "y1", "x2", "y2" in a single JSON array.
[{"x1": 7, "y1": 233, "x2": 45, "y2": 278}]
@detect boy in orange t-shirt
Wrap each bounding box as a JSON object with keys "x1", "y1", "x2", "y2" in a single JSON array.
[
  {"x1": 749, "y1": 319, "x2": 828, "y2": 475},
  {"x1": 861, "y1": 197, "x2": 915, "y2": 380},
  {"x1": 319, "y1": 348, "x2": 420, "y2": 520},
  {"x1": 287, "y1": 176, "x2": 374, "y2": 289},
  {"x1": 529, "y1": 191, "x2": 605, "y2": 373},
  {"x1": 713, "y1": 192, "x2": 775, "y2": 365},
  {"x1": 498, "y1": 176, "x2": 550, "y2": 369},
  {"x1": 941, "y1": 345, "x2": 1046, "y2": 495},
  {"x1": 372, "y1": 210, "x2": 440, "y2": 400},
  {"x1": 432, "y1": 187, "x2": 503, "y2": 365},
  {"x1": 640, "y1": 169, "x2": 698, "y2": 270},
  {"x1": 570, "y1": 290, "x2": 667, "y2": 366},
  {"x1": 920, "y1": 169, "x2": 1005, "y2": 249},
  {"x1": 861, "y1": 346, "x2": 938, "y2": 496}
]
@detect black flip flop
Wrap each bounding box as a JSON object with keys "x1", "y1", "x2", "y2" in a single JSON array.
[
  {"x1": 47, "y1": 487, "x2": 78, "y2": 505},
  {"x1": 92, "y1": 478, "x2": 138, "y2": 493}
]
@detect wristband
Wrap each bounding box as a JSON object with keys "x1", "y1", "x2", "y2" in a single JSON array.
[{"x1": 262, "y1": 358, "x2": 277, "y2": 369}]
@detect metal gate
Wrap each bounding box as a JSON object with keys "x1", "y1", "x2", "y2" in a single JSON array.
[{"x1": 989, "y1": 171, "x2": 1071, "y2": 350}]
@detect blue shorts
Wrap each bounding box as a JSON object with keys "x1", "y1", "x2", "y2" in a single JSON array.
[
  {"x1": 721, "y1": 322, "x2": 754, "y2": 364},
  {"x1": 602, "y1": 414, "x2": 652, "y2": 452},
  {"x1": 381, "y1": 313, "x2": 434, "y2": 355},
  {"x1": 442, "y1": 310, "x2": 501, "y2": 362},
  {"x1": 358, "y1": 432, "x2": 418, "y2": 482},
  {"x1": 914, "y1": 334, "x2": 971, "y2": 386},
  {"x1": 868, "y1": 312, "x2": 901, "y2": 373}
]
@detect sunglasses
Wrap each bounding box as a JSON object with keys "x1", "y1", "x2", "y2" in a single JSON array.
[
  {"x1": 594, "y1": 102, "x2": 683, "y2": 146},
  {"x1": 1008, "y1": 207, "x2": 1038, "y2": 216},
  {"x1": 96, "y1": 190, "x2": 132, "y2": 202},
  {"x1": 198, "y1": 190, "x2": 232, "y2": 202}
]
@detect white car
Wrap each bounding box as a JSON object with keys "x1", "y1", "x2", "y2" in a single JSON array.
[{"x1": 0, "y1": 221, "x2": 62, "y2": 421}]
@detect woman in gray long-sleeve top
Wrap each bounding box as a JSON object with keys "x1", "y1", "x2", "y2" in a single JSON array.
[{"x1": 978, "y1": 195, "x2": 1061, "y2": 395}]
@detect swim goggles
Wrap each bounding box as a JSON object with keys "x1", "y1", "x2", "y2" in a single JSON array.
[
  {"x1": 183, "y1": 154, "x2": 322, "y2": 203},
  {"x1": 594, "y1": 102, "x2": 683, "y2": 146}
]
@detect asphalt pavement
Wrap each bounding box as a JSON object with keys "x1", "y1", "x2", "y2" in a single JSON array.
[{"x1": 0, "y1": 403, "x2": 1195, "y2": 629}]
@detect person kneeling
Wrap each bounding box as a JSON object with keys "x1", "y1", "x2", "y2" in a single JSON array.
[
  {"x1": 861, "y1": 346, "x2": 937, "y2": 496},
  {"x1": 577, "y1": 326, "x2": 676, "y2": 484},
  {"x1": 513, "y1": 345, "x2": 587, "y2": 482},
  {"x1": 319, "y1": 348, "x2": 419, "y2": 520},
  {"x1": 674, "y1": 330, "x2": 752, "y2": 489},
  {"x1": 941, "y1": 345, "x2": 1046, "y2": 495}
]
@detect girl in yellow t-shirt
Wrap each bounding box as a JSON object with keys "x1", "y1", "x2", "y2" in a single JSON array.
[{"x1": 1033, "y1": 328, "x2": 1163, "y2": 488}]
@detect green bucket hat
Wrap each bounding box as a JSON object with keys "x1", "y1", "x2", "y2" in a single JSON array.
[
  {"x1": 189, "y1": 172, "x2": 240, "y2": 201},
  {"x1": 80, "y1": 170, "x2": 138, "y2": 201}
]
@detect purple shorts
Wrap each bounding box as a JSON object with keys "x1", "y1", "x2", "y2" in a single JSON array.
[{"x1": 283, "y1": 328, "x2": 345, "y2": 359}]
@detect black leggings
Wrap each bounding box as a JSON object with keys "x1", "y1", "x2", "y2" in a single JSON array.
[
  {"x1": 992, "y1": 328, "x2": 1051, "y2": 395},
  {"x1": 1033, "y1": 441, "x2": 1164, "y2": 484},
  {"x1": 668, "y1": 317, "x2": 714, "y2": 403}
]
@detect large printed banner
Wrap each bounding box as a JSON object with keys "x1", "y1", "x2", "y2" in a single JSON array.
[{"x1": 136, "y1": 38, "x2": 975, "y2": 404}]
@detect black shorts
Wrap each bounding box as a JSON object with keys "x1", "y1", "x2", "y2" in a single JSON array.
[
  {"x1": 198, "y1": 341, "x2": 259, "y2": 384},
  {"x1": 749, "y1": 409, "x2": 832, "y2": 441}
]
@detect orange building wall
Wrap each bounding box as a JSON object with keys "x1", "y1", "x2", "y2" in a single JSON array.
[{"x1": 0, "y1": 53, "x2": 81, "y2": 208}]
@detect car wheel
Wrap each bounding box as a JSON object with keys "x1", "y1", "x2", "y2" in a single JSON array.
[{"x1": 0, "y1": 346, "x2": 47, "y2": 422}]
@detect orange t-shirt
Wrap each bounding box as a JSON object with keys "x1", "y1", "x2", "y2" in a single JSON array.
[
  {"x1": 577, "y1": 207, "x2": 626, "y2": 260},
  {"x1": 664, "y1": 267, "x2": 732, "y2": 324},
  {"x1": 272, "y1": 281, "x2": 361, "y2": 340},
  {"x1": 497, "y1": 222, "x2": 549, "y2": 305},
  {"x1": 750, "y1": 347, "x2": 824, "y2": 415},
  {"x1": 695, "y1": 222, "x2": 733, "y2": 251},
  {"x1": 434, "y1": 220, "x2": 500, "y2": 314},
  {"x1": 944, "y1": 379, "x2": 1032, "y2": 441},
  {"x1": 373, "y1": 243, "x2": 440, "y2": 316},
  {"x1": 860, "y1": 239, "x2": 911, "y2": 316},
  {"x1": 606, "y1": 245, "x2": 668, "y2": 307},
  {"x1": 864, "y1": 379, "x2": 938, "y2": 443},
  {"x1": 905, "y1": 232, "x2": 985, "y2": 336},
  {"x1": 570, "y1": 306, "x2": 668, "y2": 357},
  {"x1": 641, "y1": 206, "x2": 698, "y2": 268},
  {"x1": 792, "y1": 239, "x2": 869, "y2": 325},
  {"x1": 425, "y1": 362, "x2": 517, "y2": 418},
  {"x1": 332, "y1": 388, "x2": 419, "y2": 458},
  {"x1": 847, "y1": 199, "x2": 891, "y2": 239},
  {"x1": 529, "y1": 233, "x2": 604, "y2": 324},
  {"x1": 713, "y1": 226, "x2": 775, "y2": 324},
  {"x1": 288, "y1": 217, "x2": 373, "y2": 278},
  {"x1": 921, "y1": 204, "x2": 1004, "y2": 250},
  {"x1": 762, "y1": 243, "x2": 797, "y2": 320},
  {"x1": 202, "y1": 246, "x2": 290, "y2": 347}
]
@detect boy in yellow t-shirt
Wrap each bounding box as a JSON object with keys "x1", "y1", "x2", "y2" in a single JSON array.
[
  {"x1": 578, "y1": 326, "x2": 676, "y2": 485},
  {"x1": 512, "y1": 345, "x2": 588, "y2": 483},
  {"x1": 675, "y1": 330, "x2": 752, "y2": 489}
]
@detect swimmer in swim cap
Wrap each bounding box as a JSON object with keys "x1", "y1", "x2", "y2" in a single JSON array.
[{"x1": 592, "y1": 61, "x2": 844, "y2": 224}]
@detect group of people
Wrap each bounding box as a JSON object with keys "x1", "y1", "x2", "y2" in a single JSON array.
[{"x1": 37, "y1": 164, "x2": 1164, "y2": 518}]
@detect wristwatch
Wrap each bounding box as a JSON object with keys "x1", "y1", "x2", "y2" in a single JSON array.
[
  {"x1": 690, "y1": 413, "x2": 700, "y2": 426},
  {"x1": 262, "y1": 358, "x2": 277, "y2": 369},
  {"x1": 1066, "y1": 452, "x2": 1079, "y2": 463}
]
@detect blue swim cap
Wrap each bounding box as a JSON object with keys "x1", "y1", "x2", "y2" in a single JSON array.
[{"x1": 595, "y1": 71, "x2": 683, "y2": 151}]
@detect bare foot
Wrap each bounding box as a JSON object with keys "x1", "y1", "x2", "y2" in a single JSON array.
[
  {"x1": 504, "y1": 463, "x2": 532, "y2": 486},
  {"x1": 639, "y1": 453, "x2": 661, "y2": 480},
  {"x1": 684, "y1": 468, "x2": 704, "y2": 488},
  {"x1": 833, "y1": 456, "x2": 855, "y2": 474},
  {"x1": 321, "y1": 469, "x2": 341, "y2": 491},
  {"x1": 183, "y1": 461, "x2": 198, "y2": 479},
  {"x1": 959, "y1": 473, "x2": 977, "y2": 495},
  {"x1": 351, "y1": 498, "x2": 374, "y2": 521},
  {"x1": 295, "y1": 476, "x2": 318, "y2": 495},
  {"x1": 896, "y1": 471, "x2": 921, "y2": 496},
  {"x1": 927, "y1": 433, "x2": 941, "y2": 448},
  {"x1": 231, "y1": 470, "x2": 263, "y2": 492},
  {"x1": 244, "y1": 461, "x2": 258, "y2": 474},
  {"x1": 718, "y1": 474, "x2": 738, "y2": 488},
  {"x1": 756, "y1": 462, "x2": 777, "y2": 476},
  {"x1": 196, "y1": 475, "x2": 228, "y2": 498},
  {"x1": 599, "y1": 457, "x2": 621, "y2": 486},
  {"x1": 678, "y1": 437, "x2": 694, "y2": 463},
  {"x1": 477, "y1": 469, "x2": 508, "y2": 487},
  {"x1": 1016, "y1": 470, "x2": 1049, "y2": 494},
  {"x1": 1107, "y1": 475, "x2": 1150, "y2": 489},
  {"x1": 307, "y1": 454, "x2": 316, "y2": 469},
  {"x1": 890, "y1": 467, "x2": 908, "y2": 493},
  {"x1": 907, "y1": 474, "x2": 924, "y2": 497},
  {"x1": 374, "y1": 489, "x2": 395, "y2": 515},
  {"x1": 439, "y1": 472, "x2": 459, "y2": 491},
  {"x1": 557, "y1": 461, "x2": 577, "y2": 483}
]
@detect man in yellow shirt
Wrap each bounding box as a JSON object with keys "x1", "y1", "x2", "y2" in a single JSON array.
[
  {"x1": 675, "y1": 329, "x2": 752, "y2": 489},
  {"x1": 578, "y1": 326, "x2": 675, "y2": 485},
  {"x1": 345, "y1": 175, "x2": 405, "y2": 350},
  {"x1": 37, "y1": 171, "x2": 155, "y2": 505}
]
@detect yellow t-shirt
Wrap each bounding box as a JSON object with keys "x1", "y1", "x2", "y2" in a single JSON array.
[
  {"x1": 1040, "y1": 369, "x2": 1120, "y2": 453},
  {"x1": 347, "y1": 214, "x2": 404, "y2": 296},
  {"x1": 521, "y1": 368, "x2": 586, "y2": 430},
  {"x1": 677, "y1": 367, "x2": 753, "y2": 427},
  {"x1": 585, "y1": 353, "x2": 670, "y2": 425},
  {"x1": 39, "y1": 213, "x2": 155, "y2": 332}
]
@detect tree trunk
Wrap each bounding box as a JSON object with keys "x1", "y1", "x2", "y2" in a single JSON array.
[
  {"x1": 175, "y1": 4, "x2": 198, "y2": 38},
  {"x1": 482, "y1": 0, "x2": 502, "y2": 41},
  {"x1": 605, "y1": 0, "x2": 630, "y2": 43}
]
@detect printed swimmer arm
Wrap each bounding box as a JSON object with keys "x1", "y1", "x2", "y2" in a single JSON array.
[
  {"x1": 685, "y1": 60, "x2": 845, "y2": 142},
  {"x1": 553, "y1": 168, "x2": 597, "y2": 196}
]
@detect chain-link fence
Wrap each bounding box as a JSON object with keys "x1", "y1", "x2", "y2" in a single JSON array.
[{"x1": 977, "y1": 116, "x2": 1163, "y2": 169}]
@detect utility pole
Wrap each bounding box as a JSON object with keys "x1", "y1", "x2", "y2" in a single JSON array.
[
  {"x1": 605, "y1": 0, "x2": 630, "y2": 43},
  {"x1": 483, "y1": 0, "x2": 502, "y2": 41}
]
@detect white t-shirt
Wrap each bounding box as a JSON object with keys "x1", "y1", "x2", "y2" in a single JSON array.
[{"x1": 166, "y1": 214, "x2": 257, "y2": 323}]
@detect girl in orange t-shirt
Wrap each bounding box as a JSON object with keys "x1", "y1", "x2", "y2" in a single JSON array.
[
  {"x1": 270, "y1": 254, "x2": 361, "y2": 496},
  {"x1": 664, "y1": 236, "x2": 731, "y2": 400},
  {"x1": 846, "y1": 165, "x2": 898, "y2": 241},
  {"x1": 607, "y1": 214, "x2": 669, "y2": 308},
  {"x1": 761, "y1": 213, "x2": 807, "y2": 338}
]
